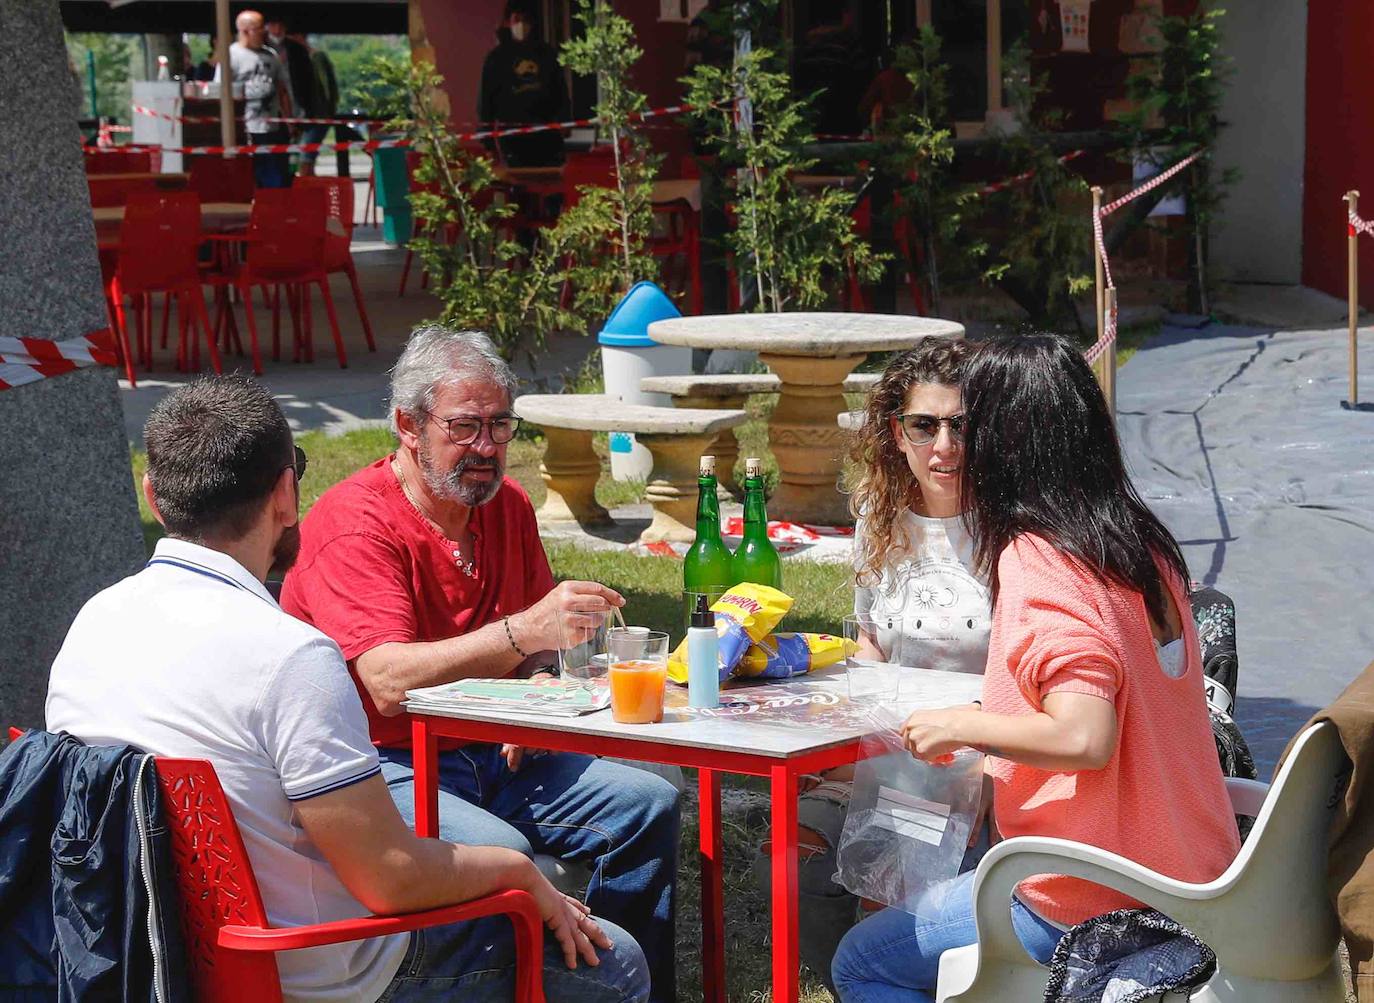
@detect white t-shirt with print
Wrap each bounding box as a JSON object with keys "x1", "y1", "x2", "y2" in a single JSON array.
[
  {"x1": 854, "y1": 509, "x2": 992, "y2": 675},
  {"x1": 45, "y1": 538, "x2": 407, "y2": 1003}
]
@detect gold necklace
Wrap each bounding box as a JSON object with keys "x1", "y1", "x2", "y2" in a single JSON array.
[{"x1": 392, "y1": 457, "x2": 478, "y2": 579}]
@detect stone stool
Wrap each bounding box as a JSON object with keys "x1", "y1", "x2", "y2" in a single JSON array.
[{"x1": 513, "y1": 393, "x2": 748, "y2": 544}]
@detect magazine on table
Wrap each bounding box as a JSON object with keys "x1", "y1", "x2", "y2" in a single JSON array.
[{"x1": 405, "y1": 677, "x2": 610, "y2": 717}]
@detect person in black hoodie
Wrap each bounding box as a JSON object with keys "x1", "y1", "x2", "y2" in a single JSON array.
[{"x1": 479, "y1": 1, "x2": 569, "y2": 166}]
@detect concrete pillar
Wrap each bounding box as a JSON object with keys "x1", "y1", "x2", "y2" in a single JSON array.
[{"x1": 0, "y1": 1, "x2": 146, "y2": 729}]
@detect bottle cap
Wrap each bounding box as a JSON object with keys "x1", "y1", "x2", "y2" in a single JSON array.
[
  {"x1": 691, "y1": 592, "x2": 715, "y2": 628},
  {"x1": 699, "y1": 454, "x2": 715, "y2": 477},
  {"x1": 745, "y1": 457, "x2": 761, "y2": 478}
]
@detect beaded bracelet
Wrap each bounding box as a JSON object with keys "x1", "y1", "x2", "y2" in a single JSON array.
[{"x1": 503, "y1": 615, "x2": 530, "y2": 658}]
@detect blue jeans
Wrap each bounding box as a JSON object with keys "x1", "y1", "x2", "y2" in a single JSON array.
[
  {"x1": 375, "y1": 911, "x2": 648, "y2": 1002},
  {"x1": 379, "y1": 745, "x2": 679, "y2": 1003},
  {"x1": 250, "y1": 129, "x2": 292, "y2": 188},
  {"x1": 830, "y1": 869, "x2": 1065, "y2": 1003}
]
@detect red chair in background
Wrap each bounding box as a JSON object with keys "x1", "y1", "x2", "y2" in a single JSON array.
[
  {"x1": 84, "y1": 148, "x2": 159, "y2": 174},
  {"x1": 108, "y1": 192, "x2": 222, "y2": 384},
  {"x1": 88, "y1": 175, "x2": 161, "y2": 209},
  {"x1": 156, "y1": 757, "x2": 545, "y2": 1003},
  {"x1": 206, "y1": 186, "x2": 347, "y2": 374},
  {"x1": 188, "y1": 155, "x2": 256, "y2": 204},
  {"x1": 296, "y1": 176, "x2": 377, "y2": 353}
]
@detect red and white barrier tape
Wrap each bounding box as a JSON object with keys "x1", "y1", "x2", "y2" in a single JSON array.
[
  {"x1": 0, "y1": 330, "x2": 118, "y2": 392},
  {"x1": 455, "y1": 103, "x2": 694, "y2": 142},
  {"x1": 976, "y1": 149, "x2": 1087, "y2": 197},
  {"x1": 1085, "y1": 150, "x2": 1203, "y2": 364},
  {"x1": 134, "y1": 104, "x2": 388, "y2": 127},
  {"x1": 1349, "y1": 209, "x2": 1374, "y2": 238},
  {"x1": 86, "y1": 137, "x2": 413, "y2": 157},
  {"x1": 91, "y1": 103, "x2": 698, "y2": 157}
]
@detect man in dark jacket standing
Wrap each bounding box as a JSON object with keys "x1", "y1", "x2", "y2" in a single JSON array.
[{"x1": 479, "y1": 1, "x2": 569, "y2": 166}]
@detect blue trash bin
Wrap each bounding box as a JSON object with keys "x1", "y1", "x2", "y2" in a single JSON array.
[{"x1": 599, "y1": 282, "x2": 692, "y2": 480}]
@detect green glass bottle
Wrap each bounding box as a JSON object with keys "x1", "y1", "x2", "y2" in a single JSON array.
[
  {"x1": 731, "y1": 457, "x2": 782, "y2": 591},
  {"x1": 683, "y1": 455, "x2": 735, "y2": 624}
]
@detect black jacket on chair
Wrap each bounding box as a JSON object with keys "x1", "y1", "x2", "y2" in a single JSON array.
[{"x1": 0, "y1": 730, "x2": 188, "y2": 1001}]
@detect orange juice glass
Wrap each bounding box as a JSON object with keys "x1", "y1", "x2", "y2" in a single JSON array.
[{"x1": 607, "y1": 629, "x2": 670, "y2": 724}]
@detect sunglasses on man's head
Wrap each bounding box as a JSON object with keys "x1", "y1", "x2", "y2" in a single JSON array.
[
  {"x1": 895, "y1": 412, "x2": 967, "y2": 445},
  {"x1": 284, "y1": 445, "x2": 308, "y2": 483}
]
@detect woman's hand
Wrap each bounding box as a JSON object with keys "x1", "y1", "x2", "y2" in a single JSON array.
[{"x1": 899, "y1": 704, "x2": 979, "y2": 763}]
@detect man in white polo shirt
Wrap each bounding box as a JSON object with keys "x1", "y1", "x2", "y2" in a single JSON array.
[{"x1": 45, "y1": 375, "x2": 649, "y2": 1003}]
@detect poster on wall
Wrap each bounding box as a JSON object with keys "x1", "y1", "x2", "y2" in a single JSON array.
[{"x1": 1060, "y1": 0, "x2": 1092, "y2": 52}]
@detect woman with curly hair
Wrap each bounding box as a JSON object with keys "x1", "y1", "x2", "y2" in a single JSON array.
[
  {"x1": 849, "y1": 336, "x2": 990, "y2": 673},
  {"x1": 831, "y1": 334, "x2": 1240, "y2": 1002},
  {"x1": 756, "y1": 336, "x2": 992, "y2": 990}
]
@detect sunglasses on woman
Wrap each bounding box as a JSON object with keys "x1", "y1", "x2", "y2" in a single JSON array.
[{"x1": 895, "y1": 412, "x2": 967, "y2": 445}]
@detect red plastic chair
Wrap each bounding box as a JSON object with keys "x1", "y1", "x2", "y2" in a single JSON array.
[
  {"x1": 296, "y1": 176, "x2": 376, "y2": 352},
  {"x1": 155, "y1": 757, "x2": 545, "y2": 1003},
  {"x1": 188, "y1": 155, "x2": 256, "y2": 204},
  {"x1": 0, "y1": 728, "x2": 545, "y2": 1003},
  {"x1": 84, "y1": 149, "x2": 158, "y2": 174},
  {"x1": 206, "y1": 187, "x2": 347, "y2": 373},
  {"x1": 109, "y1": 192, "x2": 222, "y2": 384},
  {"x1": 88, "y1": 175, "x2": 161, "y2": 209}
]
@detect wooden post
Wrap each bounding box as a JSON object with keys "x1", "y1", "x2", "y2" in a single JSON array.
[
  {"x1": 986, "y1": 0, "x2": 1003, "y2": 115},
  {"x1": 1105, "y1": 287, "x2": 1118, "y2": 416},
  {"x1": 1346, "y1": 190, "x2": 1360, "y2": 406},
  {"x1": 215, "y1": 0, "x2": 233, "y2": 151},
  {"x1": 1091, "y1": 186, "x2": 1106, "y2": 390}
]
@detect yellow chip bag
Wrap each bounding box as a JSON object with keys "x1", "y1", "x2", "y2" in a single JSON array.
[
  {"x1": 736, "y1": 632, "x2": 857, "y2": 679},
  {"x1": 667, "y1": 582, "x2": 792, "y2": 684}
]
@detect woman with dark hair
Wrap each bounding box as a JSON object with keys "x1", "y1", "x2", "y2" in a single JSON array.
[
  {"x1": 830, "y1": 333, "x2": 1241, "y2": 1003},
  {"x1": 759, "y1": 337, "x2": 992, "y2": 988}
]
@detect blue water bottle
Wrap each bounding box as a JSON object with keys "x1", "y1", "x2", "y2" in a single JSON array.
[{"x1": 687, "y1": 593, "x2": 720, "y2": 709}]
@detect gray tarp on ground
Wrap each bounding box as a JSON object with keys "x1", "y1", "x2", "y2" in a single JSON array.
[{"x1": 1117, "y1": 324, "x2": 1374, "y2": 773}]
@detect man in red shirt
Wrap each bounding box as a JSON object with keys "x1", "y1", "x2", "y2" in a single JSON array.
[{"x1": 282, "y1": 326, "x2": 680, "y2": 1002}]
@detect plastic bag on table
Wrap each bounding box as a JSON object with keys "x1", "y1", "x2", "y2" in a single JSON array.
[{"x1": 833, "y1": 705, "x2": 983, "y2": 918}]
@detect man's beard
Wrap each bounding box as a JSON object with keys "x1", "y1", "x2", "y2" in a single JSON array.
[
  {"x1": 270, "y1": 521, "x2": 301, "y2": 577},
  {"x1": 419, "y1": 433, "x2": 504, "y2": 507}
]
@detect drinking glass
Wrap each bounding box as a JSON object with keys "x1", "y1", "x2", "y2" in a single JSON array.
[
  {"x1": 843, "y1": 613, "x2": 901, "y2": 703},
  {"x1": 558, "y1": 608, "x2": 613, "y2": 691},
  {"x1": 607, "y1": 629, "x2": 670, "y2": 724}
]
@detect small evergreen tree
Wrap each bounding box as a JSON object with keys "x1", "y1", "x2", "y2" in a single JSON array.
[
  {"x1": 370, "y1": 59, "x2": 622, "y2": 364},
  {"x1": 882, "y1": 26, "x2": 983, "y2": 316},
  {"x1": 683, "y1": 21, "x2": 886, "y2": 312},
  {"x1": 979, "y1": 45, "x2": 1093, "y2": 330},
  {"x1": 1117, "y1": 6, "x2": 1234, "y2": 314},
  {"x1": 559, "y1": 0, "x2": 659, "y2": 294}
]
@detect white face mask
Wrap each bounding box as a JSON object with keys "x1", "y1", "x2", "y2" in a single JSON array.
[{"x1": 509, "y1": 21, "x2": 530, "y2": 41}]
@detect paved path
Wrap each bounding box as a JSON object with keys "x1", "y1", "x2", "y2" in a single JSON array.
[{"x1": 1118, "y1": 323, "x2": 1374, "y2": 772}]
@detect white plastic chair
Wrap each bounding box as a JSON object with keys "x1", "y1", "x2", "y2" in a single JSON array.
[{"x1": 937, "y1": 721, "x2": 1348, "y2": 1002}]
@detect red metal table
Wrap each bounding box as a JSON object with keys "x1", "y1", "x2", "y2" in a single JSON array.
[{"x1": 406, "y1": 666, "x2": 981, "y2": 1002}]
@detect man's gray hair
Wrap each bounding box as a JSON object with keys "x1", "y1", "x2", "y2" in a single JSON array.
[{"x1": 389, "y1": 326, "x2": 518, "y2": 433}]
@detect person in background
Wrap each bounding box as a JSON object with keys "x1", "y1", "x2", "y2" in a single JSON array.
[
  {"x1": 46, "y1": 375, "x2": 650, "y2": 1003},
  {"x1": 301, "y1": 44, "x2": 358, "y2": 179},
  {"x1": 755, "y1": 338, "x2": 992, "y2": 991},
  {"x1": 263, "y1": 17, "x2": 319, "y2": 174},
  {"x1": 191, "y1": 38, "x2": 217, "y2": 83},
  {"x1": 478, "y1": 0, "x2": 569, "y2": 166},
  {"x1": 830, "y1": 333, "x2": 1242, "y2": 1002},
  {"x1": 216, "y1": 10, "x2": 293, "y2": 188}
]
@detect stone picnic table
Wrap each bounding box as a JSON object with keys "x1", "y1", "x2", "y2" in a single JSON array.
[{"x1": 647, "y1": 313, "x2": 964, "y2": 525}]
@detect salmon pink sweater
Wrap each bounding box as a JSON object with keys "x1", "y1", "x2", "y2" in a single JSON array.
[{"x1": 981, "y1": 534, "x2": 1241, "y2": 926}]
